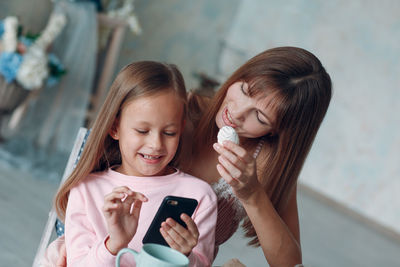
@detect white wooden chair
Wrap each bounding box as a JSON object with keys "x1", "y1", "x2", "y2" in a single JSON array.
[{"x1": 32, "y1": 127, "x2": 90, "y2": 267}]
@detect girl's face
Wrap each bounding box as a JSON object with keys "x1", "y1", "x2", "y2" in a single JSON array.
[
  {"x1": 113, "y1": 91, "x2": 184, "y2": 177},
  {"x1": 215, "y1": 81, "x2": 277, "y2": 139}
]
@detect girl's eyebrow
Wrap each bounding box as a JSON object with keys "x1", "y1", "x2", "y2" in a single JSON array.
[{"x1": 134, "y1": 121, "x2": 180, "y2": 127}]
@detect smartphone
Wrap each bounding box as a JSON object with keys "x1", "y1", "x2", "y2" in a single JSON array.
[{"x1": 142, "y1": 195, "x2": 198, "y2": 247}]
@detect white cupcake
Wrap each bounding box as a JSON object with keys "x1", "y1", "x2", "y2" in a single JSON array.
[{"x1": 217, "y1": 126, "x2": 239, "y2": 145}]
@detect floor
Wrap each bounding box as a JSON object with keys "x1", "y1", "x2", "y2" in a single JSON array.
[{"x1": 1, "y1": 161, "x2": 399, "y2": 267}]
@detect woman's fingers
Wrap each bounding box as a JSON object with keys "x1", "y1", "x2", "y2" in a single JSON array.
[
  {"x1": 214, "y1": 141, "x2": 257, "y2": 183},
  {"x1": 218, "y1": 155, "x2": 242, "y2": 180},
  {"x1": 216, "y1": 163, "x2": 239, "y2": 186},
  {"x1": 214, "y1": 141, "x2": 253, "y2": 163},
  {"x1": 213, "y1": 143, "x2": 244, "y2": 167},
  {"x1": 214, "y1": 143, "x2": 246, "y2": 180}
]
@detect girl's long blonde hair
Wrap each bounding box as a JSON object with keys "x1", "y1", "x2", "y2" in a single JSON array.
[
  {"x1": 55, "y1": 61, "x2": 187, "y2": 221},
  {"x1": 193, "y1": 47, "x2": 332, "y2": 246}
]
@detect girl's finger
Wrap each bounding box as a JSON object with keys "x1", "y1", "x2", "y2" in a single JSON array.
[
  {"x1": 102, "y1": 201, "x2": 119, "y2": 213},
  {"x1": 111, "y1": 186, "x2": 134, "y2": 195},
  {"x1": 181, "y1": 214, "x2": 199, "y2": 238},
  {"x1": 163, "y1": 220, "x2": 183, "y2": 239},
  {"x1": 105, "y1": 189, "x2": 147, "y2": 204},
  {"x1": 104, "y1": 186, "x2": 134, "y2": 203},
  {"x1": 119, "y1": 192, "x2": 147, "y2": 214},
  {"x1": 104, "y1": 191, "x2": 125, "y2": 203},
  {"x1": 109, "y1": 187, "x2": 148, "y2": 201},
  {"x1": 160, "y1": 225, "x2": 180, "y2": 251},
  {"x1": 180, "y1": 214, "x2": 199, "y2": 247},
  {"x1": 166, "y1": 218, "x2": 190, "y2": 239},
  {"x1": 128, "y1": 191, "x2": 148, "y2": 202},
  {"x1": 130, "y1": 199, "x2": 143, "y2": 219}
]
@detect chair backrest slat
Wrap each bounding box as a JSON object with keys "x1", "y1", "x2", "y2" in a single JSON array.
[{"x1": 32, "y1": 127, "x2": 89, "y2": 267}]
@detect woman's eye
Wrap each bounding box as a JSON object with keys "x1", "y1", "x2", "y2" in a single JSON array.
[
  {"x1": 164, "y1": 132, "x2": 177, "y2": 137},
  {"x1": 256, "y1": 112, "x2": 267, "y2": 125},
  {"x1": 240, "y1": 82, "x2": 248, "y2": 95},
  {"x1": 136, "y1": 129, "x2": 148, "y2": 134}
]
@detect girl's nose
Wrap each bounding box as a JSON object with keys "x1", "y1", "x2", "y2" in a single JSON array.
[{"x1": 148, "y1": 132, "x2": 162, "y2": 149}]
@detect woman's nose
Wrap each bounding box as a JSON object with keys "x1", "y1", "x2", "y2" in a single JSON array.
[{"x1": 231, "y1": 99, "x2": 251, "y2": 122}]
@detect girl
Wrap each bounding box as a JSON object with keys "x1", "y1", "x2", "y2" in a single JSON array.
[{"x1": 54, "y1": 61, "x2": 217, "y2": 266}]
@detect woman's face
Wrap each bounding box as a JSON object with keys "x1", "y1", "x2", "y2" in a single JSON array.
[{"x1": 215, "y1": 81, "x2": 277, "y2": 139}]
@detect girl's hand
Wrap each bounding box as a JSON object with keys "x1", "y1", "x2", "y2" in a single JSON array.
[
  {"x1": 160, "y1": 213, "x2": 199, "y2": 256},
  {"x1": 102, "y1": 186, "x2": 148, "y2": 254},
  {"x1": 213, "y1": 141, "x2": 261, "y2": 202}
]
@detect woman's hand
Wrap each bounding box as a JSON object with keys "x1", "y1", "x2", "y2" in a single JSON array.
[
  {"x1": 215, "y1": 141, "x2": 303, "y2": 266},
  {"x1": 102, "y1": 186, "x2": 148, "y2": 254},
  {"x1": 213, "y1": 141, "x2": 262, "y2": 202},
  {"x1": 160, "y1": 213, "x2": 199, "y2": 256}
]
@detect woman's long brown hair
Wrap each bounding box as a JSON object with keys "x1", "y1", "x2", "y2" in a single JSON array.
[
  {"x1": 55, "y1": 61, "x2": 187, "y2": 221},
  {"x1": 193, "y1": 46, "x2": 332, "y2": 246}
]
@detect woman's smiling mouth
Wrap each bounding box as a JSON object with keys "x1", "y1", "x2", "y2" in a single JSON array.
[{"x1": 222, "y1": 107, "x2": 237, "y2": 127}]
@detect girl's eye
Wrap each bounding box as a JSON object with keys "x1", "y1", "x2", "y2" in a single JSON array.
[
  {"x1": 136, "y1": 129, "x2": 148, "y2": 134},
  {"x1": 164, "y1": 132, "x2": 177, "y2": 137}
]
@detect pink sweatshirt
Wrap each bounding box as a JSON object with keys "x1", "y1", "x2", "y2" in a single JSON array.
[{"x1": 65, "y1": 168, "x2": 217, "y2": 267}]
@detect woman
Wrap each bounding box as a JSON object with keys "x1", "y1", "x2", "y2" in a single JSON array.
[
  {"x1": 46, "y1": 46, "x2": 331, "y2": 267},
  {"x1": 182, "y1": 46, "x2": 331, "y2": 266}
]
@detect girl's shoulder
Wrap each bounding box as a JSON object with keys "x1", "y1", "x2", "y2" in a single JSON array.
[
  {"x1": 176, "y1": 170, "x2": 209, "y2": 185},
  {"x1": 72, "y1": 170, "x2": 109, "y2": 189},
  {"x1": 175, "y1": 170, "x2": 217, "y2": 198}
]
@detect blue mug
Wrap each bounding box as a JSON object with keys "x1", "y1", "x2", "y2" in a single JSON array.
[{"x1": 116, "y1": 243, "x2": 189, "y2": 267}]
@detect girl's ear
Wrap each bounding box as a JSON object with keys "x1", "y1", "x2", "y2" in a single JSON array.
[
  {"x1": 109, "y1": 120, "x2": 120, "y2": 140},
  {"x1": 109, "y1": 130, "x2": 119, "y2": 140}
]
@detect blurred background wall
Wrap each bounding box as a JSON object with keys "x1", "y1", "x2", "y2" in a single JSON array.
[{"x1": 1, "y1": 0, "x2": 399, "y2": 245}]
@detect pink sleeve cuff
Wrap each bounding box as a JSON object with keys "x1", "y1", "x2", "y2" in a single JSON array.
[{"x1": 95, "y1": 236, "x2": 117, "y2": 265}]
